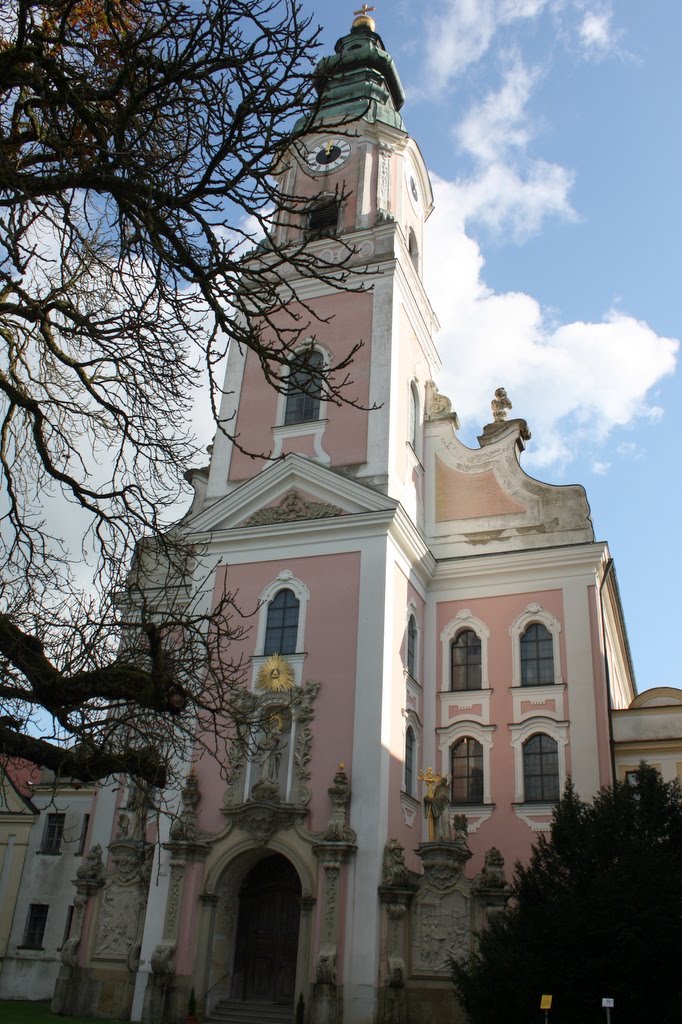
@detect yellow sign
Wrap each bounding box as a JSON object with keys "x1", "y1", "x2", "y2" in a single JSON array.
[{"x1": 540, "y1": 995, "x2": 553, "y2": 1010}]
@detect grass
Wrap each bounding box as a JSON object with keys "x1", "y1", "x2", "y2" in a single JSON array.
[{"x1": 0, "y1": 1001, "x2": 127, "y2": 1023}]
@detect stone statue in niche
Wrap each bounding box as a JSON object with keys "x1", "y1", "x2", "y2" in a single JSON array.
[
  {"x1": 262, "y1": 717, "x2": 285, "y2": 783},
  {"x1": 251, "y1": 713, "x2": 288, "y2": 802}
]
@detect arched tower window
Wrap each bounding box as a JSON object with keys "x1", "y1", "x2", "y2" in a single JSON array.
[
  {"x1": 264, "y1": 589, "x2": 300, "y2": 656},
  {"x1": 284, "y1": 349, "x2": 324, "y2": 425},
  {"x1": 521, "y1": 623, "x2": 555, "y2": 686},
  {"x1": 408, "y1": 227, "x2": 419, "y2": 273},
  {"x1": 451, "y1": 629, "x2": 482, "y2": 691}
]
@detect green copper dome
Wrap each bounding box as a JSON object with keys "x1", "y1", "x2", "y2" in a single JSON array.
[{"x1": 300, "y1": 24, "x2": 405, "y2": 132}]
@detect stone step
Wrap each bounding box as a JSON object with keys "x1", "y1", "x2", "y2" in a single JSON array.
[{"x1": 207, "y1": 1000, "x2": 294, "y2": 1024}]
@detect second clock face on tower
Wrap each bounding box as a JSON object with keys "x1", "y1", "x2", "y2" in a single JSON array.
[
  {"x1": 404, "y1": 159, "x2": 421, "y2": 212},
  {"x1": 306, "y1": 138, "x2": 352, "y2": 172}
]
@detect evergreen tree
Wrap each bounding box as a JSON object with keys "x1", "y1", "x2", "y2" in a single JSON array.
[{"x1": 453, "y1": 764, "x2": 682, "y2": 1024}]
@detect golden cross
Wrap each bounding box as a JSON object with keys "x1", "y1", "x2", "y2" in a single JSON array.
[
  {"x1": 417, "y1": 766, "x2": 441, "y2": 800},
  {"x1": 354, "y1": 4, "x2": 376, "y2": 16}
]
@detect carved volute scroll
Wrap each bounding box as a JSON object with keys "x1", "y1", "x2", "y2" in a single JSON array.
[{"x1": 425, "y1": 380, "x2": 459, "y2": 425}]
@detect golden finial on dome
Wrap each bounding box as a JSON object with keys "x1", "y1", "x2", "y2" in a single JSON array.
[{"x1": 352, "y1": 3, "x2": 376, "y2": 31}]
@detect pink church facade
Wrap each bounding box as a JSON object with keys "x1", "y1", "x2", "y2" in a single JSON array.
[{"x1": 50, "y1": 15, "x2": 635, "y2": 1024}]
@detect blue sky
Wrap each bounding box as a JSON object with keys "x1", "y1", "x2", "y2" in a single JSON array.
[{"x1": 307, "y1": 0, "x2": 681, "y2": 692}]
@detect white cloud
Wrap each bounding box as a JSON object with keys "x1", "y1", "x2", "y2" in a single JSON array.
[
  {"x1": 425, "y1": 0, "x2": 551, "y2": 87},
  {"x1": 578, "y1": 7, "x2": 617, "y2": 55},
  {"x1": 456, "y1": 61, "x2": 538, "y2": 162},
  {"x1": 424, "y1": 175, "x2": 679, "y2": 469},
  {"x1": 454, "y1": 160, "x2": 575, "y2": 241},
  {"x1": 571, "y1": 3, "x2": 633, "y2": 62},
  {"x1": 580, "y1": 11, "x2": 610, "y2": 48},
  {"x1": 451, "y1": 61, "x2": 577, "y2": 240},
  {"x1": 591, "y1": 461, "x2": 611, "y2": 475},
  {"x1": 616, "y1": 441, "x2": 643, "y2": 460}
]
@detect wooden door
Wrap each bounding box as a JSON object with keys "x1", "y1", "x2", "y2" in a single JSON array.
[{"x1": 233, "y1": 854, "x2": 301, "y2": 1005}]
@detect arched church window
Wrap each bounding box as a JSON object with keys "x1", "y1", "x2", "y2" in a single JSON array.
[
  {"x1": 284, "y1": 349, "x2": 324, "y2": 425},
  {"x1": 306, "y1": 195, "x2": 339, "y2": 239},
  {"x1": 408, "y1": 227, "x2": 419, "y2": 273},
  {"x1": 520, "y1": 623, "x2": 555, "y2": 686},
  {"x1": 407, "y1": 614, "x2": 417, "y2": 679},
  {"x1": 405, "y1": 726, "x2": 415, "y2": 796},
  {"x1": 523, "y1": 733, "x2": 559, "y2": 802},
  {"x1": 451, "y1": 737, "x2": 483, "y2": 804},
  {"x1": 451, "y1": 629, "x2": 482, "y2": 691},
  {"x1": 408, "y1": 382, "x2": 419, "y2": 450},
  {"x1": 264, "y1": 588, "x2": 300, "y2": 655}
]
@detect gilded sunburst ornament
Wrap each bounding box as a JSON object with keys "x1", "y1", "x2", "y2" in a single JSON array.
[{"x1": 256, "y1": 653, "x2": 295, "y2": 692}]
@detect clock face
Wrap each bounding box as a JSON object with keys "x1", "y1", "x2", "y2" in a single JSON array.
[
  {"x1": 404, "y1": 159, "x2": 421, "y2": 211},
  {"x1": 307, "y1": 138, "x2": 352, "y2": 173}
]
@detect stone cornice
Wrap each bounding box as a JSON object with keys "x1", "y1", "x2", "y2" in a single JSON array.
[{"x1": 430, "y1": 540, "x2": 610, "y2": 586}]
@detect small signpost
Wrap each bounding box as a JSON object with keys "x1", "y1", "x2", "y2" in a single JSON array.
[
  {"x1": 540, "y1": 993, "x2": 552, "y2": 1024},
  {"x1": 602, "y1": 996, "x2": 614, "y2": 1024}
]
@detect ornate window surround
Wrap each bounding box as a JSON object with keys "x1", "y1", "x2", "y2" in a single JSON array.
[
  {"x1": 272, "y1": 341, "x2": 332, "y2": 464},
  {"x1": 450, "y1": 736, "x2": 484, "y2": 805},
  {"x1": 405, "y1": 603, "x2": 420, "y2": 684},
  {"x1": 441, "y1": 609, "x2": 490, "y2": 692},
  {"x1": 402, "y1": 709, "x2": 421, "y2": 795},
  {"x1": 509, "y1": 604, "x2": 563, "y2": 688},
  {"x1": 400, "y1": 709, "x2": 421, "y2": 826},
  {"x1": 509, "y1": 717, "x2": 568, "y2": 805},
  {"x1": 522, "y1": 733, "x2": 560, "y2": 803},
  {"x1": 437, "y1": 718, "x2": 495, "y2": 807},
  {"x1": 251, "y1": 571, "x2": 310, "y2": 689}
]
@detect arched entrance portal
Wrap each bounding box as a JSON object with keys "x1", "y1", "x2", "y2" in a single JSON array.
[{"x1": 232, "y1": 854, "x2": 302, "y2": 1006}]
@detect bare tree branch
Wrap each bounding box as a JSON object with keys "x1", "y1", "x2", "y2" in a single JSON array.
[{"x1": 0, "y1": 0, "x2": 361, "y2": 786}]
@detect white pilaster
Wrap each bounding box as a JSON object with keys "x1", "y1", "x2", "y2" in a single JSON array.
[{"x1": 343, "y1": 533, "x2": 391, "y2": 1024}]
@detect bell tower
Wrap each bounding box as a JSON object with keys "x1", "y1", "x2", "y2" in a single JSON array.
[{"x1": 198, "y1": 13, "x2": 440, "y2": 528}]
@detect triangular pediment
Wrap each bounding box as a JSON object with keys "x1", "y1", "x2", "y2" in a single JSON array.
[{"x1": 187, "y1": 454, "x2": 397, "y2": 535}]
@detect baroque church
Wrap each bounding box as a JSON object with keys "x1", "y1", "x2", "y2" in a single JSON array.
[{"x1": 3, "y1": 11, "x2": 652, "y2": 1024}]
